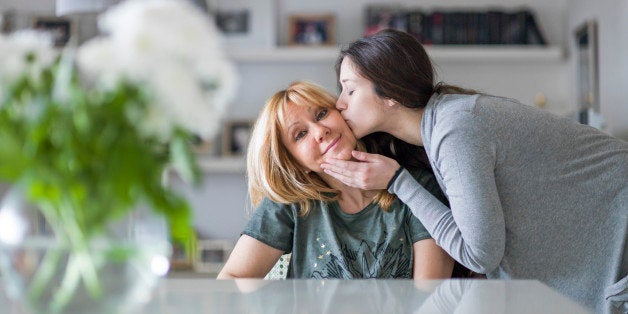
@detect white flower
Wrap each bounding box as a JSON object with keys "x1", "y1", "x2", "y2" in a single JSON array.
[
  {"x1": 77, "y1": 0, "x2": 237, "y2": 141},
  {"x1": 0, "y1": 31, "x2": 57, "y2": 101}
]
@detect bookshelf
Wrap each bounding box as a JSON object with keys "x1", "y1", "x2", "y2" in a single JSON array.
[{"x1": 228, "y1": 45, "x2": 564, "y2": 64}]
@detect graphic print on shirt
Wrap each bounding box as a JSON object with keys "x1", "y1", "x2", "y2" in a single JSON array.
[{"x1": 309, "y1": 238, "x2": 411, "y2": 279}]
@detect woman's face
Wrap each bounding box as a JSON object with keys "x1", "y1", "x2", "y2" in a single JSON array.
[
  {"x1": 336, "y1": 56, "x2": 389, "y2": 139},
  {"x1": 280, "y1": 103, "x2": 356, "y2": 173}
]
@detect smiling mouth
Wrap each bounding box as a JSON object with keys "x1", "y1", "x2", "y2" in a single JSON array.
[{"x1": 324, "y1": 135, "x2": 341, "y2": 155}]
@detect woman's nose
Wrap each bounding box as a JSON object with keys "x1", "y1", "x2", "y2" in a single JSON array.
[
  {"x1": 313, "y1": 124, "x2": 330, "y2": 142},
  {"x1": 335, "y1": 97, "x2": 346, "y2": 111}
]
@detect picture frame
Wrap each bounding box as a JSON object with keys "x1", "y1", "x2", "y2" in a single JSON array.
[
  {"x1": 574, "y1": 20, "x2": 599, "y2": 125},
  {"x1": 221, "y1": 120, "x2": 253, "y2": 156},
  {"x1": 32, "y1": 16, "x2": 75, "y2": 47},
  {"x1": 206, "y1": 0, "x2": 276, "y2": 49},
  {"x1": 287, "y1": 14, "x2": 336, "y2": 46},
  {"x1": 1, "y1": 10, "x2": 15, "y2": 34},
  {"x1": 194, "y1": 239, "x2": 234, "y2": 274}
]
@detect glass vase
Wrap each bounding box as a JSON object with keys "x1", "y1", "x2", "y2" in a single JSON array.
[{"x1": 0, "y1": 187, "x2": 171, "y2": 314}]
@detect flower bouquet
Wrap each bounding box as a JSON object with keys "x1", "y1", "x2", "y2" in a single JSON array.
[{"x1": 0, "y1": 0, "x2": 236, "y2": 312}]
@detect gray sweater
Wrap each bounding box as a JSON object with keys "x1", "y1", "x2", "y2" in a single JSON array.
[{"x1": 389, "y1": 93, "x2": 627, "y2": 313}]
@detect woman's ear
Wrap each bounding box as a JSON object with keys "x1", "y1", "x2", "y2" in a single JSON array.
[{"x1": 384, "y1": 98, "x2": 398, "y2": 107}]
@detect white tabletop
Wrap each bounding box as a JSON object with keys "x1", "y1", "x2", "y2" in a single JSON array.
[
  {"x1": 0, "y1": 278, "x2": 591, "y2": 313},
  {"x1": 139, "y1": 279, "x2": 590, "y2": 314}
]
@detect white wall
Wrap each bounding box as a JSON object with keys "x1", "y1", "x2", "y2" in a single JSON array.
[{"x1": 568, "y1": 0, "x2": 628, "y2": 139}]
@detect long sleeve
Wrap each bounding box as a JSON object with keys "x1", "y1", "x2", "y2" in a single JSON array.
[{"x1": 389, "y1": 111, "x2": 505, "y2": 274}]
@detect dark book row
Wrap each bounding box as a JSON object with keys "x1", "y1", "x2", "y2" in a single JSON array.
[{"x1": 365, "y1": 7, "x2": 548, "y2": 45}]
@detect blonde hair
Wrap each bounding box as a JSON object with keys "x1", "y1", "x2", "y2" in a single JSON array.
[{"x1": 247, "y1": 81, "x2": 395, "y2": 216}]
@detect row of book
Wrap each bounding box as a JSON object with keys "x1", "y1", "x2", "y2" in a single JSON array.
[{"x1": 364, "y1": 7, "x2": 548, "y2": 45}]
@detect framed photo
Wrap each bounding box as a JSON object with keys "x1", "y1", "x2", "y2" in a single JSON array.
[
  {"x1": 574, "y1": 20, "x2": 599, "y2": 126},
  {"x1": 194, "y1": 239, "x2": 234, "y2": 273},
  {"x1": 1, "y1": 10, "x2": 15, "y2": 34},
  {"x1": 287, "y1": 14, "x2": 336, "y2": 46},
  {"x1": 221, "y1": 120, "x2": 253, "y2": 156},
  {"x1": 32, "y1": 17, "x2": 75, "y2": 47},
  {"x1": 206, "y1": 0, "x2": 276, "y2": 49}
]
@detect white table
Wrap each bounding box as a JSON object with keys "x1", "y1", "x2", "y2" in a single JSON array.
[
  {"x1": 139, "y1": 279, "x2": 590, "y2": 314},
  {"x1": 0, "y1": 278, "x2": 591, "y2": 313}
]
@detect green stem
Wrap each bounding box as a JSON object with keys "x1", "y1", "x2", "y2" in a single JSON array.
[
  {"x1": 27, "y1": 247, "x2": 62, "y2": 302},
  {"x1": 27, "y1": 203, "x2": 65, "y2": 303},
  {"x1": 50, "y1": 253, "x2": 81, "y2": 313},
  {"x1": 35, "y1": 199, "x2": 103, "y2": 312},
  {"x1": 58, "y1": 199, "x2": 102, "y2": 298}
]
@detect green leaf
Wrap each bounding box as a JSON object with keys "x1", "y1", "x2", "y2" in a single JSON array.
[{"x1": 169, "y1": 134, "x2": 200, "y2": 185}]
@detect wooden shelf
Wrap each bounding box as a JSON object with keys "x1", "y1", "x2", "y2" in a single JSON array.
[
  {"x1": 196, "y1": 156, "x2": 246, "y2": 174},
  {"x1": 227, "y1": 45, "x2": 564, "y2": 63}
]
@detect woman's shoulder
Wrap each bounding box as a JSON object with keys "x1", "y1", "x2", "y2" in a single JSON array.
[
  {"x1": 254, "y1": 197, "x2": 335, "y2": 220},
  {"x1": 252, "y1": 197, "x2": 300, "y2": 219},
  {"x1": 430, "y1": 93, "x2": 520, "y2": 114},
  {"x1": 429, "y1": 93, "x2": 480, "y2": 111}
]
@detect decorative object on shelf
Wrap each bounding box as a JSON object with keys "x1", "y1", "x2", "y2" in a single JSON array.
[
  {"x1": 534, "y1": 92, "x2": 547, "y2": 109},
  {"x1": 0, "y1": 0, "x2": 236, "y2": 312},
  {"x1": 222, "y1": 119, "x2": 254, "y2": 156},
  {"x1": 190, "y1": 135, "x2": 215, "y2": 156},
  {"x1": 206, "y1": 0, "x2": 276, "y2": 49},
  {"x1": 169, "y1": 232, "x2": 197, "y2": 271},
  {"x1": 193, "y1": 239, "x2": 234, "y2": 274},
  {"x1": 31, "y1": 16, "x2": 75, "y2": 47},
  {"x1": 287, "y1": 14, "x2": 336, "y2": 46},
  {"x1": 574, "y1": 20, "x2": 601, "y2": 127},
  {"x1": 364, "y1": 5, "x2": 408, "y2": 37}
]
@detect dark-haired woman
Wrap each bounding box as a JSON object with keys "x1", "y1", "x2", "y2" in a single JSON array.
[{"x1": 321, "y1": 29, "x2": 627, "y2": 314}]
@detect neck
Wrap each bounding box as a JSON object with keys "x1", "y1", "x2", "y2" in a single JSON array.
[
  {"x1": 321, "y1": 173, "x2": 377, "y2": 214},
  {"x1": 382, "y1": 106, "x2": 424, "y2": 146}
]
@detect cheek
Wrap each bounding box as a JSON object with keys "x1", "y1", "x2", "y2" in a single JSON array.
[{"x1": 296, "y1": 142, "x2": 320, "y2": 163}]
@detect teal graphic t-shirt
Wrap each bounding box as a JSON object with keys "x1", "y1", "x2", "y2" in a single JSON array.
[{"x1": 242, "y1": 168, "x2": 446, "y2": 279}]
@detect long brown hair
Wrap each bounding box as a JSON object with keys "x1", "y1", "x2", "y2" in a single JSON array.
[
  {"x1": 335, "y1": 29, "x2": 478, "y2": 169},
  {"x1": 247, "y1": 81, "x2": 395, "y2": 216}
]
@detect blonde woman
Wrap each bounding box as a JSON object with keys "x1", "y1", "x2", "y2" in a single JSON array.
[{"x1": 218, "y1": 81, "x2": 456, "y2": 279}]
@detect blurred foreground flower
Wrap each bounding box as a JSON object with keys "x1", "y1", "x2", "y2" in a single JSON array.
[{"x1": 0, "y1": 0, "x2": 237, "y2": 312}]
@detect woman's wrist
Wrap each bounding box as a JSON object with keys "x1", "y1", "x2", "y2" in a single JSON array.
[{"x1": 386, "y1": 166, "x2": 405, "y2": 190}]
